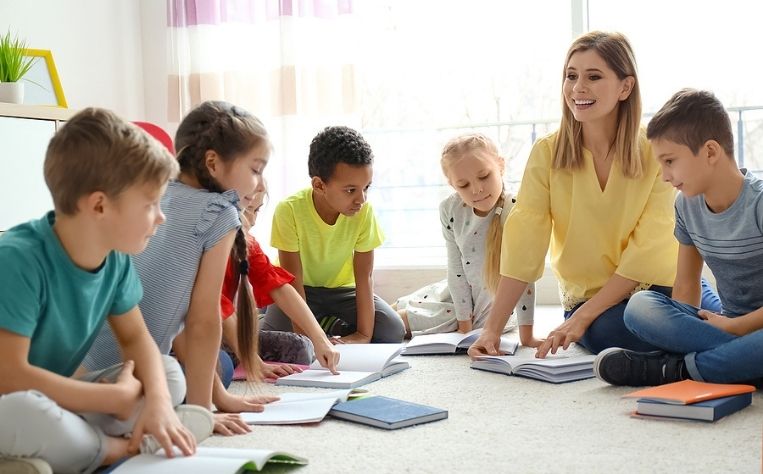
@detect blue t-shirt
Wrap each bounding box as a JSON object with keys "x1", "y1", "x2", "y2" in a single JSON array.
[
  {"x1": 84, "y1": 181, "x2": 241, "y2": 370},
  {"x1": 675, "y1": 170, "x2": 763, "y2": 316},
  {"x1": 0, "y1": 212, "x2": 142, "y2": 376}
]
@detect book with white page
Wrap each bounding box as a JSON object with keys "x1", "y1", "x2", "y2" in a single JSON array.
[
  {"x1": 471, "y1": 353, "x2": 596, "y2": 383},
  {"x1": 240, "y1": 389, "x2": 352, "y2": 425},
  {"x1": 403, "y1": 329, "x2": 518, "y2": 355},
  {"x1": 112, "y1": 446, "x2": 307, "y2": 473},
  {"x1": 275, "y1": 344, "x2": 410, "y2": 389}
]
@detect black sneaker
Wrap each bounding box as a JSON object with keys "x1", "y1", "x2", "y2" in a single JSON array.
[{"x1": 594, "y1": 347, "x2": 687, "y2": 386}]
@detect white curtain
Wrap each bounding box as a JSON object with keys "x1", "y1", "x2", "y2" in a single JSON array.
[{"x1": 166, "y1": 0, "x2": 362, "y2": 242}]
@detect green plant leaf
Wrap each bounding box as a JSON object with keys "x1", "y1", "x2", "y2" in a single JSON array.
[{"x1": 0, "y1": 30, "x2": 37, "y2": 83}]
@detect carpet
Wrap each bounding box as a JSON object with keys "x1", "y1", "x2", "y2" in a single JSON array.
[{"x1": 207, "y1": 306, "x2": 762, "y2": 473}]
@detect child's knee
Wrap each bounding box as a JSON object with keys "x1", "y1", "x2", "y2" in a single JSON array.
[
  {"x1": 624, "y1": 290, "x2": 667, "y2": 332},
  {"x1": 161, "y1": 355, "x2": 187, "y2": 406}
]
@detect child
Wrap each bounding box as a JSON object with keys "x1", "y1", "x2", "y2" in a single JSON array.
[
  {"x1": 469, "y1": 31, "x2": 714, "y2": 359},
  {"x1": 595, "y1": 89, "x2": 763, "y2": 386},
  {"x1": 218, "y1": 189, "x2": 340, "y2": 382},
  {"x1": 394, "y1": 134, "x2": 535, "y2": 336},
  {"x1": 263, "y1": 126, "x2": 406, "y2": 343},
  {"x1": 83, "y1": 101, "x2": 279, "y2": 437},
  {"x1": 0, "y1": 108, "x2": 212, "y2": 473}
]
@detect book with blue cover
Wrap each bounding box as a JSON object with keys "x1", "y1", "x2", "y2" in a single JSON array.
[
  {"x1": 635, "y1": 392, "x2": 752, "y2": 422},
  {"x1": 329, "y1": 395, "x2": 448, "y2": 430}
]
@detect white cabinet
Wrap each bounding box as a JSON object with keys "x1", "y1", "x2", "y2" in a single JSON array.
[{"x1": 0, "y1": 105, "x2": 75, "y2": 230}]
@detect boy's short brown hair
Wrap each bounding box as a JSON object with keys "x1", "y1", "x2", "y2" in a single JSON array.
[
  {"x1": 44, "y1": 108, "x2": 179, "y2": 215},
  {"x1": 646, "y1": 89, "x2": 734, "y2": 158}
]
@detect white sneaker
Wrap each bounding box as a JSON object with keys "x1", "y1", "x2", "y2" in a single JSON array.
[
  {"x1": 0, "y1": 457, "x2": 53, "y2": 474},
  {"x1": 140, "y1": 405, "x2": 214, "y2": 454}
]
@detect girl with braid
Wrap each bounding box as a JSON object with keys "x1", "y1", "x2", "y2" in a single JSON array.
[
  {"x1": 84, "y1": 101, "x2": 295, "y2": 436},
  {"x1": 395, "y1": 134, "x2": 535, "y2": 336}
]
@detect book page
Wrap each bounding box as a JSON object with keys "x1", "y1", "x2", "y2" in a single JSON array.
[
  {"x1": 308, "y1": 344, "x2": 403, "y2": 372},
  {"x1": 276, "y1": 369, "x2": 379, "y2": 388},
  {"x1": 240, "y1": 397, "x2": 339, "y2": 424}
]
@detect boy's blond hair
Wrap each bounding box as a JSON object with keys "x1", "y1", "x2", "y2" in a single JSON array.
[{"x1": 44, "y1": 108, "x2": 179, "y2": 215}]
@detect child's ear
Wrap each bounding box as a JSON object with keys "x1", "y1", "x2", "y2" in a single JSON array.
[
  {"x1": 205, "y1": 150, "x2": 221, "y2": 176},
  {"x1": 618, "y1": 76, "x2": 635, "y2": 101},
  {"x1": 704, "y1": 140, "x2": 723, "y2": 164},
  {"x1": 83, "y1": 191, "x2": 108, "y2": 217},
  {"x1": 311, "y1": 176, "x2": 325, "y2": 193}
]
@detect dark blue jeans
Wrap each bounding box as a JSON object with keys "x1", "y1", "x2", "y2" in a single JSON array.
[{"x1": 564, "y1": 279, "x2": 722, "y2": 354}]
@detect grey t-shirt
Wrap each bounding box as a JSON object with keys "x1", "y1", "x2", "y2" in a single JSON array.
[{"x1": 675, "y1": 170, "x2": 763, "y2": 316}]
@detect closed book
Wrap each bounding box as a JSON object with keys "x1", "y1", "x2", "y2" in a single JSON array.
[
  {"x1": 329, "y1": 395, "x2": 448, "y2": 430},
  {"x1": 636, "y1": 392, "x2": 752, "y2": 421},
  {"x1": 624, "y1": 379, "x2": 756, "y2": 405}
]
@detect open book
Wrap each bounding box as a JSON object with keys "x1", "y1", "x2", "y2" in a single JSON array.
[
  {"x1": 240, "y1": 389, "x2": 353, "y2": 425},
  {"x1": 471, "y1": 353, "x2": 596, "y2": 383},
  {"x1": 275, "y1": 344, "x2": 409, "y2": 389},
  {"x1": 112, "y1": 446, "x2": 307, "y2": 473},
  {"x1": 403, "y1": 329, "x2": 518, "y2": 355}
]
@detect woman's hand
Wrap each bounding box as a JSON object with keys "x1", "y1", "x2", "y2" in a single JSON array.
[
  {"x1": 535, "y1": 316, "x2": 589, "y2": 358},
  {"x1": 467, "y1": 331, "x2": 503, "y2": 359}
]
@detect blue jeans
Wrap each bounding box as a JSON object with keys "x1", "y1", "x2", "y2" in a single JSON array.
[
  {"x1": 219, "y1": 350, "x2": 234, "y2": 389},
  {"x1": 624, "y1": 289, "x2": 763, "y2": 383},
  {"x1": 564, "y1": 279, "x2": 722, "y2": 354}
]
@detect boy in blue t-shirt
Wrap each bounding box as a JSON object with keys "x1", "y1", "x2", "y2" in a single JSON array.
[
  {"x1": 595, "y1": 89, "x2": 763, "y2": 386},
  {"x1": 0, "y1": 109, "x2": 212, "y2": 473}
]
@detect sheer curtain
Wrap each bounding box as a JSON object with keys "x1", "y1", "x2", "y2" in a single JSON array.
[{"x1": 166, "y1": 0, "x2": 362, "y2": 242}]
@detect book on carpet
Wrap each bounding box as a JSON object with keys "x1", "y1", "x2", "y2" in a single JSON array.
[
  {"x1": 275, "y1": 344, "x2": 410, "y2": 389},
  {"x1": 634, "y1": 392, "x2": 752, "y2": 422},
  {"x1": 329, "y1": 395, "x2": 448, "y2": 430},
  {"x1": 623, "y1": 379, "x2": 756, "y2": 405},
  {"x1": 112, "y1": 446, "x2": 307, "y2": 473},
  {"x1": 470, "y1": 353, "x2": 596, "y2": 383},
  {"x1": 240, "y1": 389, "x2": 353, "y2": 425},
  {"x1": 403, "y1": 329, "x2": 518, "y2": 355}
]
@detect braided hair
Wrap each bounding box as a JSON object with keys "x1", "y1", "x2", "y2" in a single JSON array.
[{"x1": 175, "y1": 101, "x2": 269, "y2": 381}]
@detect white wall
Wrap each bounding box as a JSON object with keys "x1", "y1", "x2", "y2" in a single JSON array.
[{"x1": 0, "y1": 0, "x2": 147, "y2": 120}]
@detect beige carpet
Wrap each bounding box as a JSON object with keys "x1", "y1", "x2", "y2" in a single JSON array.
[{"x1": 207, "y1": 307, "x2": 762, "y2": 473}]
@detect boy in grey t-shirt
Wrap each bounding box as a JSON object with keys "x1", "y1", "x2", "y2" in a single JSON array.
[{"x1": 594, "y1": 89, "x2": 763, "y2": 386}]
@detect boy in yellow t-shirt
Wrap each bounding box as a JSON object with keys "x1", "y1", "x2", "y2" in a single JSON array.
[{"x1": 264, "y1": 126, "x2": 405, "y2": 343}]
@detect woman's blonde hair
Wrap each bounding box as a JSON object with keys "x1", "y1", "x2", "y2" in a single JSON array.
[
  {"x1": 441, "y1": 133, "x2": 505, "y2": 294},
  {"x1": 554, "y1": 31, "x2": 644, "y2": 178}
]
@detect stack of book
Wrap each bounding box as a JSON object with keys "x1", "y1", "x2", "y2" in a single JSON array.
[{"x1": 624, "y1": 379, "x2": 755, "y2": 422}]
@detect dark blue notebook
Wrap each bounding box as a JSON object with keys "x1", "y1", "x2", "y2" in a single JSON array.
[
  {"x1": 636, "y1": 392, "x2": 752, "y2": 422},
  {"x1": 328, "y1": 396, "x2": 448, "y2": 430}
]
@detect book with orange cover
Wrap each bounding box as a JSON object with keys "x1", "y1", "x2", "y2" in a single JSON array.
[{"x1": 623, "y1": 379, "x2": 755, "y2": 405}]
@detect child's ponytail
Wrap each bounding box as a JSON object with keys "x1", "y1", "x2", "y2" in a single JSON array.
[
  {"x1": 483, "y1": 189, "x2": 505, "y2": 294},
  {"x1": 231, "y1": 228, "x2": 261, "y2": 382}
]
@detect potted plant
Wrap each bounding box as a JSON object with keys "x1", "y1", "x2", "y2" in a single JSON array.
[{"x1": 0, "y1": 30, "x2": 36, "y2": 104}]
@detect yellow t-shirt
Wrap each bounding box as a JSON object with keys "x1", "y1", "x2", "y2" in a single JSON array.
[
  {"x1": 501, "y1": 131, "x2": 678, "y2": 310},
  {"x1": 271, "y1": 187, "x2": 385, "y2": 288}
]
